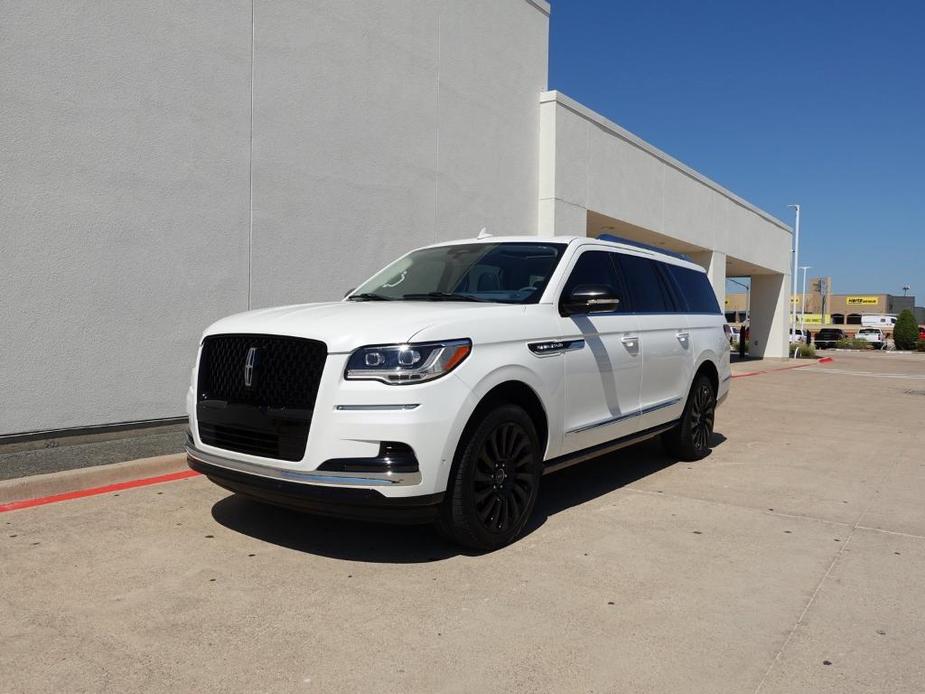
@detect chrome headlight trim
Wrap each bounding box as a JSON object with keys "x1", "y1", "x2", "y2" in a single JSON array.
[{"x1": 344, "y1": 339, "x2": 472, "y2": 385}]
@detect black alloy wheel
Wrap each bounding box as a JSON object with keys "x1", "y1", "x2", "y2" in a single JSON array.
[
  {"x1": 688, "y1": 379, "x2": 716, "y2": 453},
  {"x1": 662, "y1": 373, "x2": 716, "y2": 462},
  {"x1": 472, "y1": 422, "x2": 535, "y2": 534},
  {"x1": 439, "y1": 404, "x2": 542, "y2": 550}
]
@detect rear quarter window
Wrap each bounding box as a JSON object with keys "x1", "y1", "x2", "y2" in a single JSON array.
[
  {"x1": 665, "y1": 264, "x2": 721, "y2": 314},
  {"x1": 614, "y1": 254, "x2": 675, "y2": 313}
]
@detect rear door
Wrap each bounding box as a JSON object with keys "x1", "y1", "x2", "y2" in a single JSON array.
[
  {"x1": 615, "y1": 253, "x2": 692, "y2": 428},
  {"x1": 555, "y1": 249, "x2": 643, "y2": 454}
]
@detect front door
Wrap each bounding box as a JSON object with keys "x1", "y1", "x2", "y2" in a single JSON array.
[{"x1": 556, "y1": 249, "x2": 643, "y2": 455}]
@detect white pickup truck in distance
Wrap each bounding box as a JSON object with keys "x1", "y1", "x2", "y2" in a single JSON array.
[{"x1": 856, "y1": 328, "x2": 885, "y2": 349}]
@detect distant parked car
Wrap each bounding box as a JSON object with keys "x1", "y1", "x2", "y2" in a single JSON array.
[
  {"x1": 919, "y1": 326, "x2": 925, "y2": 340},
  {"x1": 815, "y1": 328, "x2": 846, "y2": 349},
  {"x1": 856, "y1": 327, "x2": 884, "y2": 349},
  {"x1": 789, "y1": 329, "x2": 808, "y2": 344},
  {"x1": 729, "y1": 326, "x2": 741, "y2": 344}
]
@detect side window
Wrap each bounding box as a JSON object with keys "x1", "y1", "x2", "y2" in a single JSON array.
[
  {"x1": 561, "y1": 251, "x2": 628, "y2": 312},
  {"x1": 665, "y1": 264, "x2": 721, "y2": 314},
  {"x1": 614, "y1": 254, "x2": 673, "y2": 313}
]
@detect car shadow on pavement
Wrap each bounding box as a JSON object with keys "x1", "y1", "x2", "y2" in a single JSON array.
[{"x1": 210, "y1": 432, "x2": 726, "y2": 564}]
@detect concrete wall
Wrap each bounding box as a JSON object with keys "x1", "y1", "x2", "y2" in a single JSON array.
[
  {"x1": 250, "y1": 0, "x2": 550, "y2": 307},
  {"x1": 538, "y1": 90, "x2": 792, "y2": 358},
  {"x1": 0, "y1": 0, "x2": 550, "y2": 435},
  {"x1": 538, "y1": 91, "x2": 792, "y2": 275}
]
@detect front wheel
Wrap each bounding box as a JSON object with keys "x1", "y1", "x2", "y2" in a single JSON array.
[
  {"x1": 438, "y1": 404, "x2": 542, "y2": 551},
  {"x1": 662, "y1": 374, "x2": 716, "y2": 461}
]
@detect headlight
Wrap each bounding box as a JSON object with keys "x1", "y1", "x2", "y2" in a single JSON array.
[{"x1": 345, "y1": 339, "x2": 471, "y2": 384}]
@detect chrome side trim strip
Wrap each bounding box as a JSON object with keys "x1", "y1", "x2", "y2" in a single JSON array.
[
  {"x1": 639, "y1": 397, "x2": 682, "y2": 416},
  {"x1": 566, "y1": 397, "x2": 682, "y2": 434},
  {"x1": 335, "y1": 404, "x2": 420, "y2": 411},
  {"x1": 568, "y1": 410, "x2": 636, "y2": 434},
  {"x1": 186, "y1": 445, "x2": 422, "y2": 487}
]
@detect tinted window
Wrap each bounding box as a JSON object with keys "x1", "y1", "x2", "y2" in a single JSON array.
[
  {"x1": 666, "y1": 264, "x2": 721, "y2": 314},
  {"x1": 615, "y1": 254, "x2": 673, "y2": 313},
  {"x1": 561, "y1": 251, "x2": 627, "y2": 311}
]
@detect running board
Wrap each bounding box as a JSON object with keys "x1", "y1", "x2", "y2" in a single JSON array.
[{"x1": 542, "y1": 421, "x2": 679, "y2": 475}]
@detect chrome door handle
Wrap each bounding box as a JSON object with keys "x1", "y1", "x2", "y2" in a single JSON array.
[
  {"x1": 676, "y1": 331, "x2": 690, "y2": 341},
  {"x1": 621, "y1": 336, "x2": 638, "y2": 347}
]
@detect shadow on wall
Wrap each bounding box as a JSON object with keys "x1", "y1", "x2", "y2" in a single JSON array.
[{"x1": 210, "y1": 433, "x2": 726, "y2": 563}]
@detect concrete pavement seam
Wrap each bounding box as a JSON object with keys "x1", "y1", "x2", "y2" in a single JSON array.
[
  {"x1": 627, "y1": 487, "x2": 854, "y2": 531},
  {"x1": 752, "y1": 453, "x2": 906, "y2": 693}
]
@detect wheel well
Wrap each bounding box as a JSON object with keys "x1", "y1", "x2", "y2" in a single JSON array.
[
  {"x1": 695, "y1": 360, "x2": 719, "y2": 395},
  {"x1": 465, "y1": 381, "x2": 549, "y2": 455}
]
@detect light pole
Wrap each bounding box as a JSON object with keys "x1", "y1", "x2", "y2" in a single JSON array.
[
  {"x1": 787, "y1": 204, "x2": 801, "y2": 340},
  {"x1": 728, "y1": 278, "x2": 750, "y2": 323},
  {"x1": 903, "y1": 285, "x2": 911, "y2": 296},
  {"x1": 799, "y1": 265, "x2": 811, "y2": 341}
]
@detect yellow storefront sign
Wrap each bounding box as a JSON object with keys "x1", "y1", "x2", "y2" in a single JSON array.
[
  {"x1": 846, "y1": 296, "x2": 879, "y2": 306},
  {"x1": 798, "y1": 314, "x2": 830, "y2": 325}
]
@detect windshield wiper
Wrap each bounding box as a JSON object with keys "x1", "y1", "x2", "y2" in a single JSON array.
[
  {"x1": 401, "y1": 292, "x2": 486, "y2": 302},
  {"x1": 347, "y1": 292, "x2": 393, "y2": 301}
]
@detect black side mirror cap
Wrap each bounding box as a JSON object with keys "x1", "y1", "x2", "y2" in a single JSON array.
[{"x1": 560, "y1": 284, "x2": 621, "y2": 316}]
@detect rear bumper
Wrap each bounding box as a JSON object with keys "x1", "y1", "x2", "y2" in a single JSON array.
[{"x1": 187, "y1": 446, "x2": 443, "y2": 524}]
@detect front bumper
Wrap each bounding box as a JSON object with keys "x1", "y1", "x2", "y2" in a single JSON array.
[
  {"x1": 187, "y1": 445, "x2": 443, "y2": 523},
  {"x1": 186, "y1": 353, "x2": 480, "y2": 499}
]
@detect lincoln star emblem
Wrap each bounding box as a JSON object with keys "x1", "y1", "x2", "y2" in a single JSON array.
[{"x1": 244, "y1": 346, "x2": 258, "y2": 387}]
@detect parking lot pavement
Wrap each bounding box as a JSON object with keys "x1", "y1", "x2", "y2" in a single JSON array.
[{"x1": 3, "y1": 352, "x2": 924, "y2": 693}]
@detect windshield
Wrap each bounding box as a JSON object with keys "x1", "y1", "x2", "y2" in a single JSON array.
[{"x1": 349, "y1": 242, "x2": 567, "y2": 304}]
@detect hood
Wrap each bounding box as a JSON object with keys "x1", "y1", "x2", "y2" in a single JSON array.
[{"x1": 202, "y1": 301, "x2": 527, "y2": 353}]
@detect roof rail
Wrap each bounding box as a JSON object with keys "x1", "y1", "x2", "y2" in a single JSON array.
[{"x1": 597, "y1": 234, "x2": 692, "y2": 261}]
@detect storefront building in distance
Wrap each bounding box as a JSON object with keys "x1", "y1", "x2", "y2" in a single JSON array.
[{"x1": 726, "y1": 280, "x2": 923, "y2": 333}]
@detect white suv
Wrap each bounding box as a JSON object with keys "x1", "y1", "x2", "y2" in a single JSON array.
[{"x1": 186, "y1": 235, "x2": 730, "y2": 549}]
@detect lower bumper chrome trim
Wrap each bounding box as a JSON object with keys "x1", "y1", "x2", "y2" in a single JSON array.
[{"x1": 185, "y1": 445, "x2": 422, "y2": 487}]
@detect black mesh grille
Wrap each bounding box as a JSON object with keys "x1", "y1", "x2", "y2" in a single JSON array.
[
  {"x1": 197, "y1": 334, "x2": 326, "y2": 408},
  {"x1": 196, "y1": 334, "x2": 327, "y2": 461}
]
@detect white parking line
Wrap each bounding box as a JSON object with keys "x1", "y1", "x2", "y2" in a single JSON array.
[{"x1": 799, "y1": 367, "x2": 925, "y2": 380}]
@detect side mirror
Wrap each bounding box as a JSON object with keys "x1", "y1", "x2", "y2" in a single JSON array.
[
  {"x1": 560, "y1": 284, "x2": 621, "y2": 316},
  {"x1": 344, "y1": 287, "x2": 355, "y2": 298}
]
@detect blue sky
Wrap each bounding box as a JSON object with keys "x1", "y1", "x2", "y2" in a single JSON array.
[{"x1": 548, "y1": 0, "x2": 925, "y2": 298}]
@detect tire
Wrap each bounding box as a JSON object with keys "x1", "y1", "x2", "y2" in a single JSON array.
[
  {"x1": 661, "y1": 373, "x2": 716, "y2": 462},
  {"x1": 438, "y1": 404, "x2": 542, "y2": 551}
]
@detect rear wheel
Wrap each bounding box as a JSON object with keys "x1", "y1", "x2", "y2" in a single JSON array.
[
  {"x1": 439, "y1": 404, "x2": 542, "y2": 551},
  {"x1": 662, "y1": 373, "x2": 716, "y2": 461}
]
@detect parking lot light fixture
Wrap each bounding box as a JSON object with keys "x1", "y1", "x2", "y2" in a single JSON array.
[
  {"x1": 799, "y1": 265, "x2": 811, "y2": 339},
  {"x1": 787, "y1": 204, "x2": 801, "y2": 358}
]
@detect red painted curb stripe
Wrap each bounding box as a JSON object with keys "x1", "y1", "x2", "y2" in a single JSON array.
[
  {"x1": 0, "y1": 469, "x2": 201, "y2": 513},
  {"x1": 731, "y1": 357, "x2": 833, "y2": 380}
]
